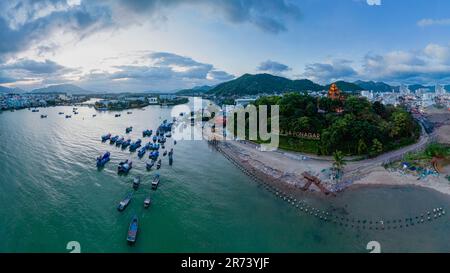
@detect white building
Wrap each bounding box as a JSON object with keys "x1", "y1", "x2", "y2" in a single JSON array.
[
  {"x1": 148, "y1": 97, "x2": 158, "y2": 104},
  {"x1": 235, "y1": 98, "x2": 257, "y2": 107},
  {"x1": 435, "y1": 84, "x2": 446, "y2": 96},
  {"x1": 360, "y1": 90, "x2": 374, "y2": 100}
]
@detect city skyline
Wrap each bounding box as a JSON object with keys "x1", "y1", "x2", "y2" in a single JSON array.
[{"x1": 1, "y1": 0, "x2": 450, "y2": 92}]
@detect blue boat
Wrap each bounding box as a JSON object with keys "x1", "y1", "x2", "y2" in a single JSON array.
[
  {"x1": 146, "y1": 160, "x2": 155, "y2": 170},
  {"x1": 149, "y1": 151, "x2": 159, "y2": 160},
  {"x1": 121, "y1": 139, "x2": 131, "y2": 148},
  {"x1": 96, "y1": 152, "x2": 110, "y2": 167},
  {"x1": 125, "y1": 126, "x2": 133, "y2": 134},
  {"x1": 110, "y1": 135, "x2": 119, "y2": 144},
  {"x1": 129, "y1": 139, "x2": 142, "y2": 151},
  {"x1": 152, "y1": 136, "x2": 157, "y2": 142},
  {"x1": 137, "y1": 147, "x2": 146, "y2": 158},
  {"x1": 117, "y1": 192, "x2": 133, "y2": 211},
  {"x1": 101, "y1": 133, "x2": 111, "y2": 142},
  {"x1": 127, "y1": 215, "x2": 139, "y2": 244},
  {"x1": 116, "y1": 137, "x2": 125, "y2": 146},
  {"x1": 118, "y1": 159, "x2": 132, "y2": 174},
  {"x1": 142, "y1": 129, "x2": 152, "y2": 137}
]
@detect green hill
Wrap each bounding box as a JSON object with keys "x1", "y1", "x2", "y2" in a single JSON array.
[
  {"x1": 354, "y1": 80, "x2": 393, "y2": 92},
  {"x1": 207, "y1": 73, "x2": 323, "y2": 96},
  {"x1": 324, "y1": 81, "x2": 363, "y2": 92}
]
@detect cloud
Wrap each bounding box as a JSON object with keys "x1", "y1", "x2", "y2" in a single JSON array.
[
  {"x1": 0, "y1": 0, "x2": 113, "y2": 61},
  {"x1": 417, "y1": 18, "x2": 450, "y2": 27},
  {"x1": 77, "y1": 51, "x2": 234, "y2": 92},
  {"x1": 257, "y1": 60, "x2": 291, "y2": 73},
  {"x1": 303, "y1": 59, "x2": 357, "y2": 83},
  {"x1": 361, "y1": 45, "x2": 450, "y2": 83},
  {"x1": 366, "y1": 0, "x2": 381, "y2": 6},
  {"x1": 2, "y1": 59, "x2": 67, "y2": 74},
  {"x1": 116, "y1": 0, "x2": 301, "y2": 34}
]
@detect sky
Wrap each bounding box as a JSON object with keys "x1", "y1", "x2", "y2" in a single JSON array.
[{"x1": 1, "y1": 0, "x2": 450, "y2": 92}]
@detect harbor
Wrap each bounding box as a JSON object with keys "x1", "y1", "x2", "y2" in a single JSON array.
[{"x1": 0, "y1": 102, "x2": 450, "y2": 252}]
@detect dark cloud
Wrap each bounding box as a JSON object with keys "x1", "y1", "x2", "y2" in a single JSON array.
[
  {"x1": 303, "y1": 60, "x2": 357, "y2": 83},
  {"x1": 2, "y1": 59, "x2": 66, "y2": 74},
  {"x1": 0, "y1": 0, "x2": 113, "y2": 61},
  {"x1": 257, "y1": 60, "x2": 291, "y2": 73},
  {"x1": 116, "y1": 0, "x2": 301, "y2": 34}
]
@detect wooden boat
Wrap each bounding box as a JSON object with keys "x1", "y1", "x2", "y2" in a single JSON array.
[{"x1": 127, "y1": 215, "x2": 138, "y2": 244}]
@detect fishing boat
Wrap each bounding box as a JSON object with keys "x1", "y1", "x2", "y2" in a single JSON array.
[
  {"x1": 174, "y1": 140, "x2": 177, "y2": 145},
  {"x1": 125, "y1": 126, "x2": 133, "y2": 133},
  {"x1": 142, "y1": 129, "x2": 152, "y2": 137},
  {"x1": 127, "y1": 215, "x2": 138, "y2": 244},
  {"x1": 166, "y1": 132, "x2": 172, "y2": 138},
  {"x1": 149, "y1": 151, "x2": 159, "y2": 160},
  {"x1": 92, "y1": 114, "x2": 96, "y2": 117},
  {"x1": 137, "y1": 147, "x2": 146, "y2": 158},
  {"x1": 96, "y1": 152, "x2": 110, "y2": 167},
  {"x1": 161, "y1": 144, "x2": 165, "y2": 149},
  {"x1": 118, "y1": 159, "x2": 133, "y2": 174},
  {"x1": 74, "y1": 111, "x2": 79, "y2": 115},
  {"x1": 115, "y1": 114, "x2": 121, "y2": 117},
  {"x1": 163, "y1": 151, "x2": 167, "y2": 156},
  {"x1": 40, "y1": 114, "x2": 47, "y2": 118},
  {"x1": 132, "y1": 176, "x2": 141, "y2": 190},
  {"x1": 156, "y1": 159, "x2": 162, "y2": 169},
  {"x1": 152, "y1": 136, "x2": 157, "y2": 142},
  {"x1": 110, "y1": 135, "x2": 119, "y2": 144},
  {"x1": 65, "y1": 115, "x2": 72, "y2": 118},
  {"x1": 129, "y1": 139, "x2": 142, "y2": 151},
  {"x1": 146, "y1": 160, "x2": 155, "y2": 170},
  {"x1": 121, "y1": 139, "x2": 131, "y2": 148},
  {"x1": 144, "y1": 196, "x2": 151, "y2": 208},
  {"x1": 116, "y1": 137, "x2": 125, "y2": 146},
  {"x1": 117, "y1": 192, "x2": 133, "y2": 211},
  {"x1": 101, "y1": 133, "x2": 112, "y2": 142},
  {"x1": 58, "y1": 112, "x2": 64, "y2": 115},
  {"x1": 151, "y1": 174, "x2": 160, "y2": 190},
  {"x1": 127, "y1": 111, "x2": 132, "y2": 114}
]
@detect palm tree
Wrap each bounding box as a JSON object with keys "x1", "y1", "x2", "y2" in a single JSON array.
[{"x1": 332, "y1": 150, "x2": 346, "y2": 173}]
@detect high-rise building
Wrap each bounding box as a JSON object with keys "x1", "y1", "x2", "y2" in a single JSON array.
[{"x1": 435, "y1": 84, "x2": 446, "y2": 96}]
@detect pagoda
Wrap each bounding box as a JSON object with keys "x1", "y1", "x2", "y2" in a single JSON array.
[{"x1": 328, "y1": 83, "x2": 343, "y2": 100}]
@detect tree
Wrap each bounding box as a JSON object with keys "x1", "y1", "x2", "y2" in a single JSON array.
[
  {"x1": 357, "y1": 139, "x2": 367, "y2": 155},
  {"x1": 332, "y1": 150, "x2": 346, "y2": 172},
  {"x1": 370, "y1": 138, "x2": 383, "y2": 157}
]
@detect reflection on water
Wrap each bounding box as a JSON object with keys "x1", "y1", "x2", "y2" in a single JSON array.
[{"x1": 0, "y1": 102, "x2": 449, "y2": 252}]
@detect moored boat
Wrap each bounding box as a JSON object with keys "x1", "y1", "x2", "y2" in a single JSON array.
[
  {"x1": 110, "y1": 135, "x2": 119, "y2": 144},
  {"x1": 118, "y1": 159, "x2": 133, "y2": 174},
  {"x1": 151, "y1": 174, "x2": 160, "y2": 190},
  {"x1": 129, "y1": 139, "x2": 142, "y2": 151},
  {"x1": 125, "y1": 126, "x2": 133, "y2": 133},
  {"x1": 40, "y1": 114, "x2": 47, "y2": 118},
  {"x1": 144, "y1": 196, "x2": 151, "y2": 208},
  {"x1": 127, "y1": 215, "x2": 138, "y2": 244},
  {"x1": 132, "y1": 176, "x2": 141, "y2": 190},
  {"x1": 146, "y1": 160, "x2": 155, "y2": 170},
  {"x1": 137, "y1": 147, "x2": 146, "y2": 158},
  {"x1": 96, "y1": 151, "x2": 110, "y2": 167},
  {"x1": 121, "y1": 139, "x2": 131, "y2": 148},
  {"x1": 117, "y1": 192, "x2": 133, "y2": 211},
  {"x1": 156, "y1": 159, "x2": 161, "y2": 169},
  {"x1": 149, "y1": 151, "x2": 159, "y2": 160},
  {"x1": 65, "y1": 115, "x2": 72, "y2": 118},
  {"x1": 116, "y1": 137, "x2": 125, "y2": 146},
  {"x1": 163, "y1": 150, "x2": 167, "y2": 156},
  {"x1": 142, "y1": 129, "x2": 152, "y2": 137},
  {"x1": 101, "y1": 133, "x2": 112, "y2": 142}
]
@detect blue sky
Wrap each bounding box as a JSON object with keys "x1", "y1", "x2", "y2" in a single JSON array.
[{"x1": 1, "y1": 0, "x2": 450, "y2": 92}]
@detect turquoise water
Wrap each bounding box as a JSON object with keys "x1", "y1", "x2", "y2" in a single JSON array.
[{"x1": 0, "y1": 103, "x2": 449, "y2": 253}]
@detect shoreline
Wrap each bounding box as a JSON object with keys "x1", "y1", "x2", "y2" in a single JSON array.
[{"x1": 210, "y1": 137, "x2": 450, "y2": 198}]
